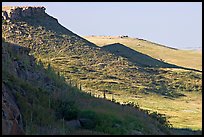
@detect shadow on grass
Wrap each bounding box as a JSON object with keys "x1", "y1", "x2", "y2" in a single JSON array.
[
  {"x1": 101, "y1": 43, "x2": 202, "y2": 73},
  {"x1": 84, "y1": 92, "x2": 202, "y2": 135},
  {"x1": 169, "y1": 128, "x2": 202, "y2": 135}
]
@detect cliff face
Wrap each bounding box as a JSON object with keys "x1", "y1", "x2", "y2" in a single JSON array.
[
  {"x1": 2, "y1": 42, "x2": 30, "y2": 135},
  {"x1": 2, "y1": 41, "x2": 61, "y2": 135},
  {"x1": 2, "y1": 6, "x2": 46, "y2": 20},
  {"x1": 2, "y1": 6, "x2": 96, "y2": 47},
  {"x1": 2, "y1": 83, "x2": 25, "y2": 135}
]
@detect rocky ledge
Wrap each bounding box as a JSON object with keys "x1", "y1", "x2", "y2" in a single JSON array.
[{"x1": 2, "y1": 6, "x2": 46, "y2": 20}]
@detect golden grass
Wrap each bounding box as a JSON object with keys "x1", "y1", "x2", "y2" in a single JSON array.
[
  {"x1": 80, "y1": 81, "x2": 202, "y2": 130},
  {"x1": 101, "y1": 91, "x2": 202, "y2": 130},
  {"x1": 84, "y1": 36, "x2": 202, "y2": 71}
]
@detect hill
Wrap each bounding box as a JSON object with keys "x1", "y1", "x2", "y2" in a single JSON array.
[
  {"x1": 2, "y1": 6, "x2": 202, "y2": 133},
  {"x1": 3, "y1": 40, "x2": 176, "y2": 135},
  {"x1": 84, "y1": 36, "x2": 202, "y2": 71},
  {"x1": 3, "y1": 36, "x2": 201, "y2": 135}
]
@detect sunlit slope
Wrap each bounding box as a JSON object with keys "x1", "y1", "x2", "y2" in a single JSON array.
[
  {"x1": 84, "y1": 36, "x2": 202, "y2": 71},
  {"x1": 2, "y1": 6, "x2": 202, "y2": 132}
]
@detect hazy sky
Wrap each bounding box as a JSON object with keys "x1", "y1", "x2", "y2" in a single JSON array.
[{"x1": 2, "y1": 2, "x2": 202, "y2": 50}]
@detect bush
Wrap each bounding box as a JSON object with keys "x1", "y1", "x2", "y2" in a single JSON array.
[
  {"x1": 55, "y1": 100, "x2": 78, "y2": 121},
  {"x1": 95, "y1": 113, "x2": 124, "y2": 134},
  {"x1": 78, "y1": 110, "x2": 98, "y2": 129},
  {"x1": 149, "y1": 111, "x2": 171, "y2": 127},
  {"x1": 79, "y1": 111, "x2": 125, "y2": 134},
  {"x1": 79, "y1": 110, "x2": 97, "y2": 120}
]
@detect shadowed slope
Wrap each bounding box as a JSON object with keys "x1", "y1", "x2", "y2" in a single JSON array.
[
  {"x1": 101, "y1": 43, "x2": 202, "y2": 72},
  {"x1": 84, "y1": 36, "x2": 202, "y2": 71},
  {"x1": 2, "y1": 6, "x2": 97, "y2": 48},
  {"x1": 101, "y1": 43, "x2": 180, "y2": 68}
]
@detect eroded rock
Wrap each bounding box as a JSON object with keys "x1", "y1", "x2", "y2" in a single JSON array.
[
  {"x1": 2, "y1": 83, "x2": 25, "y2": 135},
  {"x1": 2, "y1": 6, "x2": 46, "y2": 21}
]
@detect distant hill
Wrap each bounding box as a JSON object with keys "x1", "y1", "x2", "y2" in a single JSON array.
[
  {"x1": 101, "y1": 43, "x2": 179, "y2": 68},
  {"x1": 84, "y1": 36, "x2": 202, "y2": 71}
]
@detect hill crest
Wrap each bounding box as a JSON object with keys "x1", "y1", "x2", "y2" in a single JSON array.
[
  {"x1": 101, "y1": 43, "x2": 179, "y2": 68},
  {"x1": 2, "y1": 6, "x2": 46, "y2": 20}
]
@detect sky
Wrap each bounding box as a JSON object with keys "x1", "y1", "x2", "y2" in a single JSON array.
[{"x1": 2, "y1": 2, "x2": 202, "y2": 50}]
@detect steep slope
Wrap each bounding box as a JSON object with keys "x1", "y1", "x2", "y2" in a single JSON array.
[
  {"x1": 2, "y1": 40, "x2": 70, "y2": 134},
  {"x1": 2, "y1": 6, "x2": 201, "y2": 97},
  {"x1": 2, "y1": 40, "x2": 177, "y2": 135},
  {"x1": 2, "y1": 6, "x2": 202, "y2": 131},
  {"x1": 2, "y1": 82, "x2": 24, "y2": 135},
  {"x1": 84, "y1": 36, "x2": 202, "y2": 71},
  {"x1": 2, "y1": 6, "x2": 97, "y2": 48}
]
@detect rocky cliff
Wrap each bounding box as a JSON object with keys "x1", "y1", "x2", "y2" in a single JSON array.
[
  {"x1": 2, "y1": 42, "x2": 30, "y2": 135},
  {"x1": 2, "y1": 6, "x2": 46, "y2": 20},
  {"x1": 2, "y1": 40, "x2": 68, "y2": 135},
  {"x1": 2, "y1": 6, "x2": 96, "y2": 47},
  {"x1": 2, "y1": 83, "x2": 24, "y2": 135}
]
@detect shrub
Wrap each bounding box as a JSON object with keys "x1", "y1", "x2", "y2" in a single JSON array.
[
  {"x1": 55, "y1": 100, "x2": 78, "y2": 121},
  {"x1": 149, "y1": 111, "x2": 171, "y2": 128},
  {"x1": 95, "y1": 113, "x2": 124, "y2": 134},
  {"x1": 78, "y1": 110, "x2": 98, "y2": 129},
  {"x1": 79, "y1": 110, "x2": 97, "y2": 120}
]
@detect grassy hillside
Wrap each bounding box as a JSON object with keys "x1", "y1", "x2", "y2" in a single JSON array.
[
  {"x1": 3, "y1": 40, "x2": 183, "y2": 135},
  {"x1": 84, "y1": 36, "x2": 202, "y2": 130},
  {"x1": 2, "y1": 6, "x2": 202, "y2": 133},
  {"x1": 84, "y1": 36, "x2": 202, "y2": 71}
]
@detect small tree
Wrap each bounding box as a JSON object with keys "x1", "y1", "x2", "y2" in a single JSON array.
[
  {"x1": 47, "y1": 63, "x2": 52, "y2": 72},
  {"x1": 103, "y1": 90, "x2": 106, "y2": 99},
  {"x1": 37, "y1": 59, "x2": 44, "y2": 69},
  {"x1": 111, "y1": 94, "x2": 116, "y2": 102},
  {"x1": 79, "y1": 83, "x2": 82, "y2": 90}
]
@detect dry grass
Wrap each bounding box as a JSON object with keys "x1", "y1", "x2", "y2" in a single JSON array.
[
  {"x1": 100, "y1": 90, "x2": 202, "y2": 130},
  {"x1": 84, "y1": 36, "x2": 202, "y2": 71},
  {"x1": 82, "y1": 36, "x2": 202, "y2": 129},
  {"x1": 79, "y1": 77, "x2": 202, "y2": 130}
]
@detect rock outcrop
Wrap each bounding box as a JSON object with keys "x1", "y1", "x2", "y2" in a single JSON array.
[
  {"x1": 2, "y1": 6, "x2": 46, "y2": 20},
  {"x1": 2, "y1": 42, "x2": 32, "y2": 135},
  {"x1": 2, "y1": 83, "x2": 25, "y2": 135}
]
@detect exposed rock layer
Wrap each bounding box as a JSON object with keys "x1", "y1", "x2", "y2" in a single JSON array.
[
  {"x1": 2, "y1": 43, "x2": 29, "y2": 135},
  {"x1": 2, "y1": 6, "x2": 46, "y2": 20},
  {"x1": 2, "y1": 83, "x2": 25, "y2": 135}
]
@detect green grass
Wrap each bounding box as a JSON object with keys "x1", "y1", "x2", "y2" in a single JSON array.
[
  {"x1": 102, "y1": 91, "x2": 202, "y2": 130},
  {"x1": 3, "y1": 41, "x2": 175, "y2": 135},
  {"x1": 2, "y1": 14, "x2": 202, "y2": 134}
]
